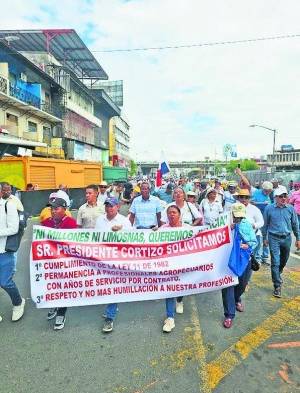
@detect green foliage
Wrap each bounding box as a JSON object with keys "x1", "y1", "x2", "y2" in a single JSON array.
[
  {"x1": 129, "y1": 160, "x2": 138, "y2": 176},
  {"x1": 226, "y1": 159, "x2": 259, "y2": 173}
]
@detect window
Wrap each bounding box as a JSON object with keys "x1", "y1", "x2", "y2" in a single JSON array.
[
  {"x1": 6, "y1": 112, "x2": 18, "y2": 126},
  {"x1": 28, "y1": 121, "x2": 37, "y2": 133}
]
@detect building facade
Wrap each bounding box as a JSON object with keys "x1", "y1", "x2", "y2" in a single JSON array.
[
  {"x1": 0, "y1": 29, "x2": 123, "y2": 163},
  {"x1": 109, "y1": 115, "x2": 130, "y2": 167}
]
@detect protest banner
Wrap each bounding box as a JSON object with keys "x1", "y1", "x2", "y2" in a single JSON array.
[{"x1": 30, "y1": 214, "x2": 237, "y2": 308}]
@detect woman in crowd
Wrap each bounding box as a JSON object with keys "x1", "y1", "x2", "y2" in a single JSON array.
[
  {"x1": 160, "y1": 205, "x2": 191, "y2": 332},
  {"x1": 221, "y1": 203, "x2": 257, "y2": 328},
  {"x1": 199, "y1": 187, "x2": 223, "y2": 225},
  {"x1": 161, "y1": 186, "x2": 203, "y2": 226},
  {"x1": 161, "y1": 187, "x2": 202, "y2": 316}
]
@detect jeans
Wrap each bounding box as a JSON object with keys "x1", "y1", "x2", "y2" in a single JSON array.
[
  {"x1": 105, "y1": 303, "x2": 118, "y2": 319},
  {"x1": 166, "y1": 298, "x2": 176, "y2": 318},
  {"x1": 165, "y1": 297, "x2": 183, "y2": 318},
  {"x1": 0, "y1": 252, "x2": 22, "y2": 306},
  {"x1": 268, "y1": 233, "x2": 291, "y2": 289},
  {"x1": 222, "y1": 261, "x2": 252, "y2": 319},
  {"x1": 262, "y1": 244, "x2": 269, "y2": 260},
  {"x1": 253, "y1": 235, "x2": 262, "y2": 262}
]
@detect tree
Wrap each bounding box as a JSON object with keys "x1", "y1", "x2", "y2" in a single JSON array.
[
  {"x1": 226, "y1": 159, "x2": 259, "y2": 173},
  {"x1": 129, "y1": 160, "x2": 138, "y2": 176}
]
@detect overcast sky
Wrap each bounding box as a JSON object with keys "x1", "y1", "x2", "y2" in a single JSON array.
[{"x1": 2, "y1": 0, "x2": 300, "y2": 161}]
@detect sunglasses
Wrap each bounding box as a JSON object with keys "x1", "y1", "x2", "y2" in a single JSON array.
[
  {"x1": 238, "y1": 196, "x2": 250, "y2": 199},
  {"x1": 277, "y1": 194, "x2": 287, "y2": 198},
  {"x1": 100, "y1": 186, "x2": 108, "y2": 188}
]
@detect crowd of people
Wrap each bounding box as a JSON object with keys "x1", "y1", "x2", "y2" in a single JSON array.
[{"x1": 0, "y1": 170, "x2": 299, "y2": 332}]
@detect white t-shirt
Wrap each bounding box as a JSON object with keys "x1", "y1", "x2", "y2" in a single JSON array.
[
  {"x1": 245, "y1": 203, "x2": 264, "y2": 236},
  {"x1": 95, "y1": 213, "x2": 132, "y2": 231},
  {"x1": 199, "y1": 199, "x2": 223, "y2": 225},
  {"x1": 161, "y1": 201, "x2": 201, "y2": 225}
]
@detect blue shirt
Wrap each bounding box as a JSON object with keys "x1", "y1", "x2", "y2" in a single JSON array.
[
  {"x1": 262, "y1": 203, "x2": 300, "y2": 240},
  {"x1": 251, "y1": 189, "x2": 271, "y2": 213},
  {"x1": 154, "y1": 189, "x2": 173, "y2": 204},
  {"x1": 238, "y1": 218, "x2": 257, "y2": 249},
  {"x1": 129, "y1": 195, "x2": 162, "y2": 228}
]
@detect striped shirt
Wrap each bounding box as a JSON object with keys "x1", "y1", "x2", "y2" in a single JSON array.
[{"x1": 129, "y1": 195, "x2": 162, "y2": 228}]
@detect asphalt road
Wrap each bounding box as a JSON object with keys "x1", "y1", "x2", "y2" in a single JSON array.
[{"x1": 1, "y1": 219, "x2": 300, "y2": 393}]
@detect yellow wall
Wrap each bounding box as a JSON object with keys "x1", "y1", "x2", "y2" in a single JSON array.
[{"x1": 0, "y1": 157, "x2": 103, "y2": 190}]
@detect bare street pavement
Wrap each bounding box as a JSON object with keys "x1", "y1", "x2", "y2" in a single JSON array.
[{"x1": 1, "y1": 219, "x2": 300, "y2": 393}]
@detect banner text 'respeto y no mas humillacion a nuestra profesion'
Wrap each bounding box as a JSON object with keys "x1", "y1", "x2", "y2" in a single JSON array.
[{"x1": 30, "y1": 214, "x2": 237, "y2": 308}]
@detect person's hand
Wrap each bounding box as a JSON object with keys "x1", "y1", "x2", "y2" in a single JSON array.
[
  {"x1": 235, "y1": 167, "x2": 242, "y2": 176},
  {"x1": 240, "y1": 244, "x2": 249, "y2": 250},
  {"x1": 295, "y1": 240, "x2": 300, "y2": 250},
  {"x1": 263, "y1": 239, "x2": 269, "y2": 247},
  {"x1": 111, "y1": 225, "x2": 122, "y2": 231}
]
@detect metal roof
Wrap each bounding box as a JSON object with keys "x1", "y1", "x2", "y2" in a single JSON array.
[{"x1": 0, "y1": 29, "x2": 108, "y2": 80}]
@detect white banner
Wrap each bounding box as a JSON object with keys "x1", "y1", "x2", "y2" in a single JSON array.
[{"x1": 30, "y1": 217, "x2": 237, "y2": 308}]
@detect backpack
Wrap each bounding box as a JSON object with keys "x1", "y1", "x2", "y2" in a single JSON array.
[{"x1": 4, "y1": 201, "x2": 28, "y2": 252}]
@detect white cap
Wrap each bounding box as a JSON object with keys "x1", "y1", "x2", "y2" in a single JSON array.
[
  {"x1": 262, "y1": 181, "x2": 273, "y2": 190},
  {"x1": 274, "y1": 186, "x2": 288, "y2": 197}
]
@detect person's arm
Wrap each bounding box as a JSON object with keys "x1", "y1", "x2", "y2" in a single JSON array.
[
  {"x1": 253, "y1": 207, "x2": 264, "y2": 230},
  {"x1": 156, "y1": 212, "x2": 162, "y2": 227},
  {"x1": 262, "y1": 206, "x2": 270, "y2": 245},
  {"x1": 76, "y1": 207, "x2": 83, "y2": 228},
  {"x1": 129, "y1": 212, "x2": 135, "y2": 226},
  {"x1": 0, "y1": 202, "x2": 19, "y2": 237},
  {"x1": 190, "y1": 203, "x2": 203, "y2": 226},
  {"x1": 235, "y1": 167, "x2": 251, "y2": 189}
]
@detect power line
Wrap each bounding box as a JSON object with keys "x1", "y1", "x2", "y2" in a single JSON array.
[{"x1": 92, "y1": 33, "x2": 300, "y2": 53}]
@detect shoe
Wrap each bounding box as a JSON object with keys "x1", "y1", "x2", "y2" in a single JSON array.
[
  {"x1": 163, "y1": 317, "x2": 175, "y2": 333},
  {"x1": 0, "y1": 315, "x2": 2, "y2": 322},
  {"x1": 47, "y1": 308, "x2": 58, "y2": 320},
  {"x1": 12, "y1": 298, "x2": 25, "y2": 322},
  {"x1": 54, "y1": 315, "x2": 66, "y2": 330},
  {"x1": 223, "y1": 318, "x2": 233, "y2": 328},
  {"x1": 102, "y1": 318, "x2": 114, "y2": 333},
  {"x1": 236, "y1": 302, "x2": 244, "y2": 312},
  {"x1": 295, "y1": 249, "x2": 300, "y2": 255},
  {"x1": 176, "y1": 301, "x2": 184, "y2": 314},
  {"x1": 273, "y1": 287, "x2": 282, "y2": 298}
]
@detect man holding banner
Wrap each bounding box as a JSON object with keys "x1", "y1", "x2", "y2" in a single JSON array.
[
  {"x1": 41, "y1": 197, "x2": 77, "y2": 330},
  {"x1": 95, "y1": 196, "x2": 132, "y2": 333}
]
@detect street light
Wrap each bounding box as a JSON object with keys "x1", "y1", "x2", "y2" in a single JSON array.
[{"x1": 249, "y1": 124, "x2": 277, "y2": 170}]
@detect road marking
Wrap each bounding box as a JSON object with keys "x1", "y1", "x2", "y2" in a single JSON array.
[
  {"x1": 206, "y1": 296, "x2": 300, "y2": 389},
  {"x1": 267, "y1": 341, "x2": 300, "y2": 349},
  {"x1": 189, "y1": 296, "x2": 212, "y2": 393}
]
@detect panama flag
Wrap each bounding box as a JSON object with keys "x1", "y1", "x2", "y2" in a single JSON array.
[{"x1": 156, "y1": 153, "x2": 170, "y2": 186}]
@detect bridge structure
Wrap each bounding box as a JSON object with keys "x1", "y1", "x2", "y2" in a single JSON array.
[{"x1": 137, "y1": 160, "x2": 228, "y2": 176}]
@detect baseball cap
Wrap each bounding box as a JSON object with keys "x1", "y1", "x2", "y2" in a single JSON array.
[
  {"x1": 274, "y1": 186, "x2": 288, "y2": 197},
  {"x1": 50, "y1": 198, "x2": 67, "y2": 208},
  {"x1": 228, "y1": 181, "x2": 237, "y2": 187},
  {"x1": 232, "y1": 203, "x2": 246, "y2": 218},
  {"x1": 187, "y1": 191, "x2": 196, "y2": 196},
  {"x1": 104, "y1": 197, "x2": 119, "y2": 206},
  {"x1": 262, "y1": 181, "x2": 273, "y2": 190}
]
